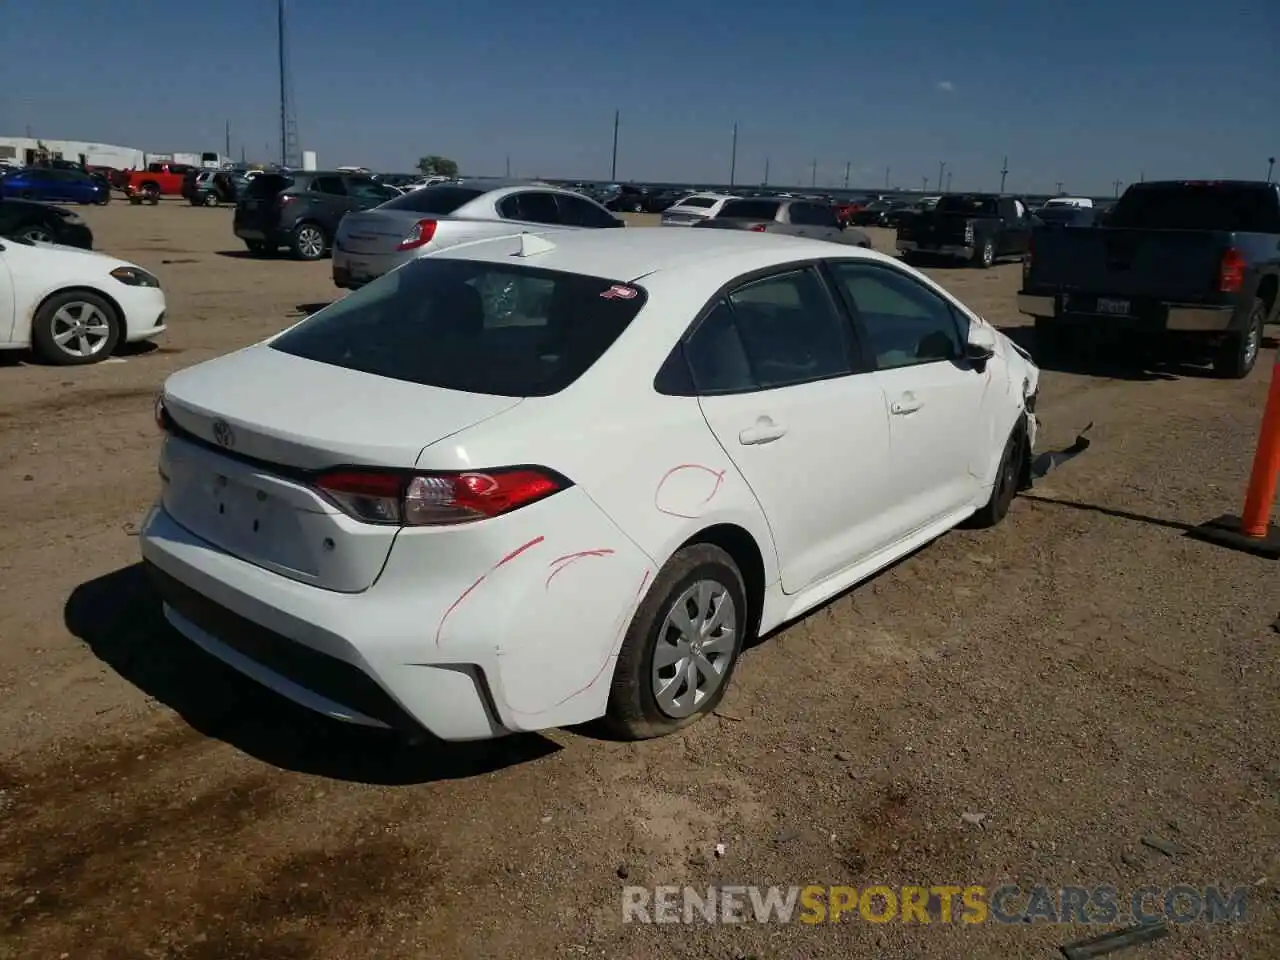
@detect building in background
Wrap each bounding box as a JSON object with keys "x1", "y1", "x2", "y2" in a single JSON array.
[{"x1": 0, "y1": 136, "x2": 145, "y2": 170}]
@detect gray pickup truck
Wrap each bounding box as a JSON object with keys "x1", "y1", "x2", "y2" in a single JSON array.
[{"x1": 1018, "y1": 180, "x2": 1280, "y2": 378}]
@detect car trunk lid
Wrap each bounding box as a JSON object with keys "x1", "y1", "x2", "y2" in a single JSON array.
[
  {"x1": 159, "y1": 344, "x2": 522, "y2": 592},
  {"x1": 337, "y1": 208, "x2": 440, "y2": 255}
]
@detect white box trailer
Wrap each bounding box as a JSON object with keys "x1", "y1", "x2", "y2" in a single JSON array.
[{"x1": 0, "y1": 136, "x2": 144, "y2": 169}]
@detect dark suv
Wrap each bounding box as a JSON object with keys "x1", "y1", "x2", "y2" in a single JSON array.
[{"x1": 233, "y1": 171, "x2": 401, "y2": 260}]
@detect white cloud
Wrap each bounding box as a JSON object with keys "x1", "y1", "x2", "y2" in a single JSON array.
[{"x1": 937, "y1": 80, "x2": 955, "y2": 93}]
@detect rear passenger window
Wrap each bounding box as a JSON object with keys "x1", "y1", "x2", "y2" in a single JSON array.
[
  {"x1": 685, "y1": 269, "x2": 854, "y2": 392},
  {"x1": 500, "y1": 192, "x2": 561, "y2": 224},
  {"x1": 555, "y1": 194, "x2": 619, "y2": 227},
  {"x1": 310, "y1": 176, "x2": 346, "y2": 196},
  {"x1": 829, "y1": 262, "x2": 963, "y2": 369}
]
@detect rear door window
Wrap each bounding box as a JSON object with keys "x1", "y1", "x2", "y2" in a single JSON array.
[
  {"x1": 789, "y1": 203, "x2": 838, "y2": 227},
  {"x1": 718, "y1": 199, "x2": 781, "y2": 220},
  {"x1": 269, "y1": 259, "x2": 647, "y2": 397},
  {"x1": 310, "y1": 176, "x2": 347, "y2": 196},
  {"x1": 554, "y1": 193, "x2": 619, "y2": 227},
  {"x1": 499, "y1": 191, "x2": 562, "y2": 224}
]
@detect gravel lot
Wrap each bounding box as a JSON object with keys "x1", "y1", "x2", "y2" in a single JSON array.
[{"x1": 1, "y1": 202, "x2": 1277, "y2": 959}]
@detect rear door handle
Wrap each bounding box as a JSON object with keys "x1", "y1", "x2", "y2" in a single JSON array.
[
  {"x1": 890, "y1": 394, "x2": 923, "y2": 415},
  {"x1": 739, "y1": 416, "x2": 787, "y2": 445}
]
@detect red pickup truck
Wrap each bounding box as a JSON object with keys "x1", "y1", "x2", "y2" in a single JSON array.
[{"x1": 125, "y1": 163, "x2": 196, "y2": 203}]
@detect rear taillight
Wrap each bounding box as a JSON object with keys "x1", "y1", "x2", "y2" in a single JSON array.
[
  {"x1": 397, "y1": 219, "x2": 438, "y2": 250},
  {"x1": 1219, "y1": 247, "x2": 1246, "y2": 293},
  {"x1": 277, "y1": 195, "x2": 295, "y2": 207},
  {"x1": 749, "y1": 223, "x2": 768, "y2": 233},
  {"x1": 314, "y1": 467, "x2": 569, "y2": 526}
]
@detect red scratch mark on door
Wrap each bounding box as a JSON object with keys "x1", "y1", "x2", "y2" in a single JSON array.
[
  {"x1": 544, "y1": 548, "x2": 616, "y2": 589},
  {"x1": 654, "y1": 464, "x2": 726, "y2": 519},
  {"x1": 434, "y1": 535, "x2": 545, "y2": 646},
  {"x1": 504, "y1": 568, "x2": 652, "y2": 716}
]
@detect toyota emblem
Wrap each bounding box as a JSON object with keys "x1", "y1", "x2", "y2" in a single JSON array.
[{"x1": 212, "y1": 419, "x2": 235, "y2": 449}]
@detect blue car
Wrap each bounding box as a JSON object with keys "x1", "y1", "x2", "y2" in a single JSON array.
[{"x1": 0, "y1": 167, "x2": 109, "y2": 205}]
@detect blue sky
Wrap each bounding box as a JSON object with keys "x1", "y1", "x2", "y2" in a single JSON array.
[{"x1": 1, "y1": 0, "x2": 1275, "y2": 194}]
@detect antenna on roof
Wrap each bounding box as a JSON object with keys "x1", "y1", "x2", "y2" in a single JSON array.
[{"x1": 514, "y1": 233, "x2": 557, "y2": 257}]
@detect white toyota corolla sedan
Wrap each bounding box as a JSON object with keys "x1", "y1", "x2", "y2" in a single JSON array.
[{"x1": 140, "y1": 229, "x2": 1040, "y2": 742}]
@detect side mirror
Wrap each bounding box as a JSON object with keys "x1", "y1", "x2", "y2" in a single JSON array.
[{"x1": 965, "y1": 320, "x2": 997, "y2": 362}]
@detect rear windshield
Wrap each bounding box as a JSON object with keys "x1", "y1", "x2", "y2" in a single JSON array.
[
  {"x1": 1109, "y1": 184, "x2": 1280, "y2": 232},
  {"x1": 675, "y1": 197, "x2": 716, "y2": 209},
  {"x1": 718, "y1": 199, "x2": 781, "y2": 219},
  {"x1": 244, "y1": 174, "x2": 294, "y2": 198},
  {"x1": 937, "y1": 196, "x2": 999, "y2": 215},
  {"x1": 379, "y1": 185, "x2": 485, "y2": 214},
  {"x1": 269, "y1": 257, "x2": 647, "y2": 397}
]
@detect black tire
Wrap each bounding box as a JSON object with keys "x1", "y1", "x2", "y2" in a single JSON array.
[
  {"x1": 95, "y1": 193, "x2": 110, "y2": 206},
  {"x1": 965, "y1": 417, "x2": 1028, "y2": 529},
  {"x1": 30, "y1": 290, "x2": 122, "y2": 366},
  {"x1": 972, "y1": 237, "x2": 995, "y2": 268},
  {"x1": 141, "y1": 182, "x2": 160, "y2": 200},
  {"x1": 204, "y1": 192, "x2": 220, "y2": 207},
  {"x1": 289, "y1": 222, "x2": 327, "y2": 261},
  {"x1": 18, "y1": 225, "x2": 53, "y2": 243},
  {"x1": 1211, "y1": 297, "x2": 1265, "y2": 380},
  {"x1": 605, "y1": 543, "x2": 748, "y2": 740}
]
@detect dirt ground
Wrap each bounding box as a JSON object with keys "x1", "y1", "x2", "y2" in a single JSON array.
[{"x1": 1, "y1": 202, "x2": 1277, "y2": 960}]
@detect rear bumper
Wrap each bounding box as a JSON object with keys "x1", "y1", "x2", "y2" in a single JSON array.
[
  {"x1": 331, "y1": 246, "x2": 414, "y2": 288},
  {"x1": 896, "y1": 239, "x2": 974, "y2": 260},
  {"x1": 1016, "y1": 293, "x2": 1235, "y2": 332},
  {"x1": 138, "y1": 488, "x2": 653, "y2": 741}
]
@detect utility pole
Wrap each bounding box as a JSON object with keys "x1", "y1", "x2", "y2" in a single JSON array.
[
  {"x1": 277, "y1": 0, "x2": 287, "y2": 167},
  {"x1": 240, "y1": 144, "x2": 246, "y2": 164},
  {"x1": 1139, "y1": 170, "x2": 1145, "y2": 183},
  {"x1": 1268, "y1": 157, "x2": 1276, "y2": 184},
  {"x1": 885, "y1": 166, "x2": 890, "y2": 189},
  {"x1": 999, "y1": 155, "x2": 1009, "y2": 193},
  {"x1": 25, "y1": 124, "x2": 32, "y2": 138},
  {"x1": 1112, "y1": 179, "x2": 1122, "y2": 197},
  {"x1": 505, "y1": 155, "x2": 511, "y2": 178},
  {"x1": 921, "y1": 175, "x2": 927, "y2": 192},
  {"x1": 1055, "y1": 180, "x2": 1064, "y2": 194},
  {"x1": 610, "y1": 110, "x2": 619, "y2": 181},
  {"x1": 763, "y1": 157, "x2": 769, "y2": 186},
  {"x1": 946, "y1": 171, "x2": 952, "y2": 192},
  {"x1": 729, "y1": 122, "x2": 738, "y2": 187},
  {"x1": 225, "y1": 120, "x2": 230, "y2": 159},
  {"x1": 937, "y1": 160, "x2": 946, "y2": 193},
  {"x1": 810, "y1": 158, "x2": 817, "y2": 188},
  {"x1": 843, "y1": 161, "x2": 850, "y2": 190}
]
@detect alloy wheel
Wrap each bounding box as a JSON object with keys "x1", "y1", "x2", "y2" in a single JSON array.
[
  {"x1": 651, "y1": 580, "x2": 737, "y2": 718},
  {"x1": 51, "y1": 302, "x2": 112, "y2": 358}
]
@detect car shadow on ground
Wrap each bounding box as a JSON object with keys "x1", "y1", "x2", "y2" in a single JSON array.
[
  {"x1": 214, "y1": 250, "x2": 297, "y2": 260},
  {"x1": 1019, "y1": 493, "x2": 1194, "y2": 532},
  {"x1": 64, "y1": 564, "x2": 561, "y2": 784},
  {"x1": 994, "y1": 326, "x2": 1228, "y2": 381},
  {"x1": 295, "y1": 302, "x2": 333, "y2": 316}
]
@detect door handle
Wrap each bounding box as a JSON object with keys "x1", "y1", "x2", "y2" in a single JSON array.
[
  {"x1": 890, "y1": 394, "x2": 923, "y2": 415},
  {"x1": 739, "y1": 416, "x2": 787, "y2": 445}
]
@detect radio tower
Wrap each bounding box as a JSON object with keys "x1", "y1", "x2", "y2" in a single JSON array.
[{"x1": 277, "y1": 0, "x2": 300, "y2": 168}]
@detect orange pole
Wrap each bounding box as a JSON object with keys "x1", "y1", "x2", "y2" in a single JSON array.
[{"x1": 1241, "y1": 353, "x2": 1280, "y2": 537}]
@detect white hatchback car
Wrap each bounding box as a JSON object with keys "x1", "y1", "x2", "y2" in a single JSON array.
[
  {"x1": 140, "y1": 229, "x2": 1039, "y2": 741},
  {"x1": 0, "y1": 236, "x2": 167, "y2": 365}
]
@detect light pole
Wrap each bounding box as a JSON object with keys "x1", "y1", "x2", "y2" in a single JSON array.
[
  {"x1": 885, "y1": 166, "x2": 890, "y2": 189},
  {"x1": 763, "y1": 157, "x2": 770, "y2": 186},
  {"x1": 921, "y1": 175, "x2": 927, "y2": 192},
  {"x1": 945, "y1": 171, "x2": 952, "y2": 193},
  {"x1": 1268, "y1": 157, "x2": 1275, "y2": 184},
  {"x1": 729, "y1": 122, "x2": 738, "y2": 187},
  {"x1": 937, "y1": 160, "x2": 946, "y2": 193},
  {"x1": 1055, "y1": 180, "x2": 1064, "y2": 195},
  {"x1": 610, "y1": 110, "x2": 619, "y2": 181},
  {"x1": 810, "y1": 159, "x2": 817, "y2": 188},
  {"x1": 999, "y1": 155, "x2": 1008, "y2": 193},
  {"x1": 843, "y1": 161, "x2": 850, "y2": 190}
]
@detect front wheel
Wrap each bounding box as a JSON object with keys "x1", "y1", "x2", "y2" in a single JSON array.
[
  {"x1": 1212, "y1": 296, "x2": 1265, "y2": 379},
  {"x1": 204, "y1": 192, "x2": 220, "y2": 207},
  {"x1": 290, "y1": 222, "x2": 327, "y2": 260},
  {"x1": 972, "y1": 237, "x2": 995, "y2": 268},
  {"x1": 31, "y1": 291, "x2": 122, "y2": 366},
  {"x1": 605, "y1": 544, "x2": 747, "y2": 740},
  {"x1": 19, "y1": 225, "x2": 53, "y2": 243},
  {"x1": 965, "y1": 418, "x2": 1028, "y2": 529}
]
